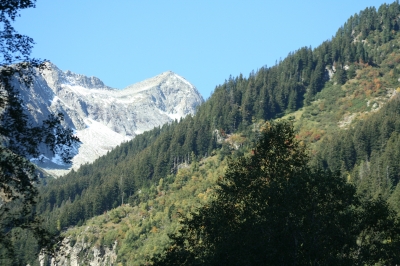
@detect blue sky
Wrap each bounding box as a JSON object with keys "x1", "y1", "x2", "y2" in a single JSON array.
[{"x1": 15, "y1": 0, "x2": 390, "y2": 99}]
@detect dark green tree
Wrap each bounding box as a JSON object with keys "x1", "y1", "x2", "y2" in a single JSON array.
[
  {"x1": 335, "y1": 64, "x2": 347, "y2": 85},
  {"x1": 151, "y1": 121, "x2": 400, "y2": 265},
  {"x1": 0, "y1": 1, "x2": 80, "y2": 264}
]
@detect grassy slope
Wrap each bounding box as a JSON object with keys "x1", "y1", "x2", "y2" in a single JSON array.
[
  {"x1": 60, "y1": 154, "x2": 227, "y2": 265},
  {"x1": 290, "y1": 38, "x2": 400, "y2": 150}
]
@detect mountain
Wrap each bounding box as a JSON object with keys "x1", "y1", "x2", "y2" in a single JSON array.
[
  {"x1": 21, "y1": 2, "x2": 400, "y2": 265},
  {"x1": 15, "y1": 63, "x2": 203, "y2": 176}
]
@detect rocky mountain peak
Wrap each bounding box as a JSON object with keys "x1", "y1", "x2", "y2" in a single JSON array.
[
  {"x1": 42, "y1": 62, "x2": 113, "y2": 91},
  {"x1": 64, "y1": 69, "x2": 109, "y2": 89},
  {"x1": 15, "y1": 63, "x2": 204, "y2": 176}
]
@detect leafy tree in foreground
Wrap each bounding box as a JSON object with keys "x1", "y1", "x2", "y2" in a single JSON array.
[
  {"x1": 151, "y1": 121, "x2": 400, "y2": 265},
  {"x1": 0, "y1": 1, "x2": 80, "y2": 264}
]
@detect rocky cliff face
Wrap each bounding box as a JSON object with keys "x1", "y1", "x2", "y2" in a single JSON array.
[
  {"x1": 39, "y1": 235, "x2": 117, "y2": 266},
  {"x1": 15, "y1": 63, "x2": 203, "y2": 176}
]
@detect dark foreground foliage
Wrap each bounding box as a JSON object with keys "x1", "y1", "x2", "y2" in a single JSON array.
[
  {"x1": 151, "y1": 121, "x2": 400, "y2": 265},
  {"x1": 0, "y1": 1, "x2": 80, "y2": 264}
]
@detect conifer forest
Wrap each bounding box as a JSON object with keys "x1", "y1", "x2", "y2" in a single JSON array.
[{"x1": 3, "y1": 1, "x2": 400, "y2": 265}]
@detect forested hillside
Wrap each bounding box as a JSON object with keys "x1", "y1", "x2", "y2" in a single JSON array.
[
  {"x1": 38, "y1": 2, "x2": 400, "y2": 230},
  {"x1": 19, "y1": 1, "x2": 400, "y2": 265}
]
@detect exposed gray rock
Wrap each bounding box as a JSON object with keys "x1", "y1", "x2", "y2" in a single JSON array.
[
  {"x1": 39, "y1": 235, "x2": 117, "y2": 266},
  {"x1": 14, "y1": 63, "x2": 204, "y2": 176}
]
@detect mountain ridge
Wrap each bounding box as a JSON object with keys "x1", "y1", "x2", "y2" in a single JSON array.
[
  {"x1": 15, "y1": 62, "x2": 204, "y2": 176},
  {"x1": 32, "y1": 2, "x2": 400, "y2": 265}
]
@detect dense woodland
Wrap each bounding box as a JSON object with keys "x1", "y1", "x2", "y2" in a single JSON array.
[
  {"x1": 151, "y1": 121, "x2": 400, "y2": 265},
  {"x1": 9, "y1": 1, "x2": 400, "y2": 265}
]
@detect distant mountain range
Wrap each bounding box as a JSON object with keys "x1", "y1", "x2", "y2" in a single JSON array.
[{"x1": 15, "y1": 63, "x2": 204, "y2": 176}]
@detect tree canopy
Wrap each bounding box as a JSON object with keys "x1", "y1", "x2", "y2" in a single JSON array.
[
  {"x1": 151, "y1": 121, "x2": 400, "y2": 265},
  {"x1": 0, "y1": 1, "x2": 80, "y2": 264}
]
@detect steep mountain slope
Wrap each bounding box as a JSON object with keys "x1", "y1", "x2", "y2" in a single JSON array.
[
  {"x1": 37, "y1": 1, "x2": 400, "y2": 230},
  {"x1": 15, "y1": 63, "x2": 203, "y2": 175},
  {"x1": 26, "y1": 2, "x2": 400, "y2": 265}
]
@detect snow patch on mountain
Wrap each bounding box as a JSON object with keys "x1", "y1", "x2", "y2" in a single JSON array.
[{"x1": 15, "y1": 63, "x2": 204, "y2": 176}]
